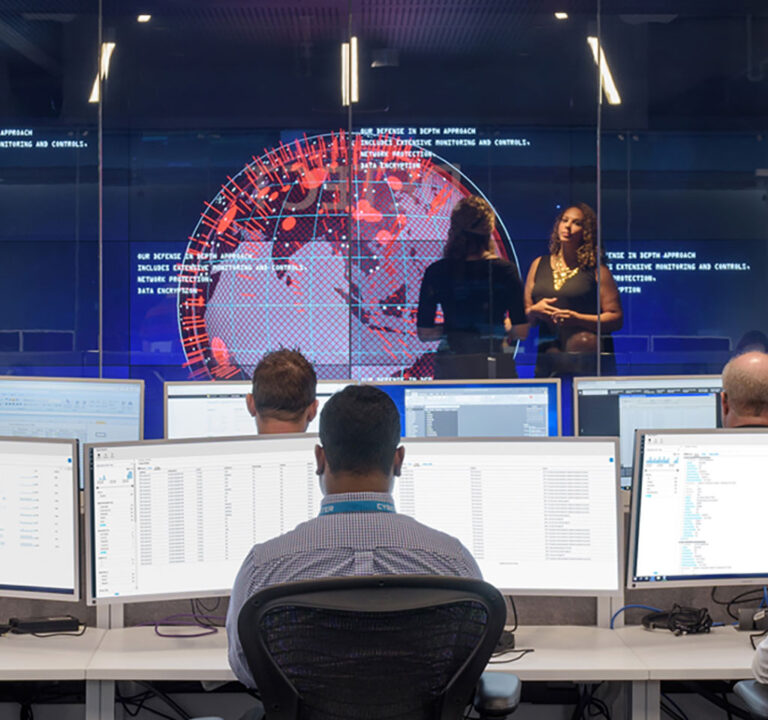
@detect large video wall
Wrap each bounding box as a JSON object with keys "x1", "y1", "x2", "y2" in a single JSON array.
[{"x1": 1, "y1": 3, "x2": 767, "y2": 435}]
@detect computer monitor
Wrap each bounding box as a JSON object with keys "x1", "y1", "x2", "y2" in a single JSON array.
[
  {"x1": 0, "y1": 437, "x2": 80, "y2": 601},
  {"x1": 398, "y1": 438, "x2": 620, "y2": 594},
  {"x1": 374, "y1": 379, "x2": 561, "y2": 437},
  {"x1": 628, "y1": 429, "x2": 768, "y2": 589},
  {"x1": 574, "y1": 375, "x2": 721, "y2": 488},
  {"x1": 0, "y1": 376, "x2": 144, "y2": 488},
  {"x1": 85, "y1": 434, "x2": 322, "y2": 604},
  {"x1": 164, "y1": 380, "x2": 350, "y2": 439},
  {"x1": 87, "y1": 434, "x2": 619, "y2": 603}
]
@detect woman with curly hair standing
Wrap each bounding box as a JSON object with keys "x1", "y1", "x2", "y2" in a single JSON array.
[
  {"x1": 417, "y1": 195, "x2": 528, "y2": 379},
  {"x1": 524, "y1": 203, "x2": 623, "y2": 377}
]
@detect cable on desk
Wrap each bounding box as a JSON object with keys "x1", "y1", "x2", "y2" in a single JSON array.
[
  {"x1": 142, "y1": 613, "x2": 226, "y2": 638},
  {"x1": 609, "y1": 604, "x2": 661, "y2": 629},
  {"x1": 488, "y1": 648, "x2": 534, "y2": 663},
  {"x1": 31, "y1": 622, "x2": 87, "y2": 638},
  {"x1": 642, "y1": 604, "x2": 713, "y2": 635}
]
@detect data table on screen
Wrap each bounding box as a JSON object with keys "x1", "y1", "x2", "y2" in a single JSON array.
[
  {"x1": 88, "y1": 435, "x2": 321, "y2": 603},
  {"x1": 0, "y1": 438, "x2": 79, "y2": 599},
  {"x1": 397, "y1": 438, "x2": 620, "y2": 594}
]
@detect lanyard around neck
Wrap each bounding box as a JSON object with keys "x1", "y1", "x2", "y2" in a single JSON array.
[{"x1": 319, "y1": 500, "x2": 396, "y2": 516}]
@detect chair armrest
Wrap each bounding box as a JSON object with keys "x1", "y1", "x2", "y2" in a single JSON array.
[
  {"x1": 473, "y1": 671, "x2": 521, "y2": 717},
  {"x1": 735, "y1": 680, "x2": 768, "y2": 719}
]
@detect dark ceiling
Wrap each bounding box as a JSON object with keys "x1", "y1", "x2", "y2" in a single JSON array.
[{"x1": 2, "y1": 1, "x2": 768, "y2": 130}]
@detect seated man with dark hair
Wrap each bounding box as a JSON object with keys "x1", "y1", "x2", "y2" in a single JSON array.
[
  {"x1": 246, "y1": 349, "x2": 318, "y2": 434},
  {"x1": 226, "y1": 384, "x2": 481, "y2": 688}
]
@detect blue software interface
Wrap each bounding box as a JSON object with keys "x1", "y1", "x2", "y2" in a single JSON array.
[
  {"x1": 0, "y1": 378, "x2": 143, "y2": 487},
  {"x1": 374, "y1": 381, "x2": 559, "y2": 437}
]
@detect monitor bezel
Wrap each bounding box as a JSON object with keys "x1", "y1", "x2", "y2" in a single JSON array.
[
  {"x1": 0, "y1": 436, "x2": 80, "y2": 602},
  {"x1": 627, "y1": 427, "x2": 768, "y2": 590},
  {"x1": 84, "y1": 433, "x2": 319, "y2": 605},
  {"x1": 373, "y1": 377, "x2": 562, "y2": 437},
  {"x1": 400, "y1": 435, "x2": 621, "y2": 596},
  {"x1": 163, "y1": 378, "x2": 350, "y2": 439}
]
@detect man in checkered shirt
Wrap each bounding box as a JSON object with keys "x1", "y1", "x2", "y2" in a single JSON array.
[{"x1": 226, "y1": 384, "x2": 481, "y2": 688}]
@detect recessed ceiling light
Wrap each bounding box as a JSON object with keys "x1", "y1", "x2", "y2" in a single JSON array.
[
  {"x1": 554, "y1": 12, "x2": 569, "y2": 20},
  {"x1": 137, "y1": 14, "x2": 151, "y2": 23}
]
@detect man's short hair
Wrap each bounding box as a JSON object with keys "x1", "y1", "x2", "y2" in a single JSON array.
[
  {"x1": 319, "y1": 385, "x2": 401, "y2": 476},
  {"x1": 251, "y1": 349, "x2": 316, "y2": 421},
  {"x1": 723, "y1": 354, "x2": 768, "y2": 417}
]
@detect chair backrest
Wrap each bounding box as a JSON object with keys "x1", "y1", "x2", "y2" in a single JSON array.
[{"x1": 237, "y1": 575, "x2": 506, "y2": 720}]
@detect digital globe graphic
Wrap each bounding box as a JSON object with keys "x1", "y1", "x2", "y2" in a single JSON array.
[{"x1": 177, "y1": 131, "x2": 517, "y2": 380}]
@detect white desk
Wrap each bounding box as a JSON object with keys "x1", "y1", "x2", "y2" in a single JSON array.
[
  {"x1": 615, "y1": 625, "x2": 756, "y2": 720},
  {"x1": 0, "y1": 627, "x2": 105, "y2": 681},
  {"x1": 489, "y1": 625, "x2": 647, "y2": 682},
  {"x1": 86, "y1": 625, "x2": 649, "y2": 719},
  {"x1": 85, "y1": 626, "x2": 234, "y2": 682},
  {"x1": 615, "y1": 625, "x2": 755, "y2": 680}
]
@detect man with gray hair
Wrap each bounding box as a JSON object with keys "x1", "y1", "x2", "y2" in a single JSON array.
[
  {"x1": 728, "y1": 351, "x2": 768, "y2": 684},
  {"x1": 721, "y1": 350, "x2": 768, "y2": 428}
]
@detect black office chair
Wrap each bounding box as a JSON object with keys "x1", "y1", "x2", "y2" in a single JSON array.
[
  {"x1": 735, "y1": 680, "x2": 768, "y2": 718},
  {"x1": 237, "y1": 575, "x2": 521, "y2": 720}
]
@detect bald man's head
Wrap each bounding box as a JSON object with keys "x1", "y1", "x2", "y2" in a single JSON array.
[{"x1": 721, "y1": 351, "x2": 768, "y2": 428}]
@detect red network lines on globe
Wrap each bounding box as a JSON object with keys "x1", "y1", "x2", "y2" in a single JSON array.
[{"x1": 177, "y1": 130, "x2": 513, "y2": 380}]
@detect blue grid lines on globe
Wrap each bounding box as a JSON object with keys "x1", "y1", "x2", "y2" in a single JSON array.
[{"x1": 177, "y1": 131, "x2": 516, "y2": 381}]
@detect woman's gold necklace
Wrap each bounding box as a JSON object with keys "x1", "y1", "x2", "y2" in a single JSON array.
[{"x1": 552, "y1": 253, "x2": 579, "y2": 291}]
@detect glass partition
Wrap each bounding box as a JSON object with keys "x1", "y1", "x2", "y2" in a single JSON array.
[
  {"x1": 601, "y1": 6, "x2": 768, "y2": 375},
  {"x1": 0, "y1": 4, "x2": 98, "y2": 376},
  {"x1": 350, "y1": 2, "x2": 600, "y2": 389},
  {"x1": 10, "y1": 3, "x2": 764, "y2": 437},
  {"x1": 100, "y1": 1, "x2": 350, "y2": 436}
]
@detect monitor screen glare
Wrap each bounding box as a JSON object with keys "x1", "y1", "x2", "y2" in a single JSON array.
[
  {"x1": 0, "y1": 438, "x2": 79, "y2": 600},
  {"x1": 628, "y1": 430, "x2": 768, "y2": 588}
]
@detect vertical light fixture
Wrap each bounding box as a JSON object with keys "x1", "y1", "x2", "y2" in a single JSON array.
[
  {"x1": 88, "y1": 41, "x2": 116, "y2": 103},
  {"x1": 587, "y1": 36, "x2": 621, "y2": 105},
  {"x1": 341, "y1": 36, "x2": 359, "y2": 106}
]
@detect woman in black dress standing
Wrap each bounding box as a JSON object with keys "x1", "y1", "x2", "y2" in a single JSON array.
[
  {"x1": 524, "y1": 203, "x2": 622, "y2": 377},
  {"x1": 417, "y1": 195, "x2": 528, "y2": 379}
]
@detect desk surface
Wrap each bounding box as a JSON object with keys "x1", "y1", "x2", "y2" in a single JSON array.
[
  {"x1": 0, "y1": 627, "x2": 105, "y2": 681},
  {"x1": 615, "y1": 625, "x2": 755, "y2": 680},
  {"x1": 484, "y1": 625, "x2": 647, "y2": 681},
  {"x1": 86, "y1": 626, "x2": 235, "y2": 682}
]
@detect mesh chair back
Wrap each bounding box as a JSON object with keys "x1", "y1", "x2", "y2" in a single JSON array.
[{"x1": 237, "y1": 576, "x2": 506, "y2": 720}]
